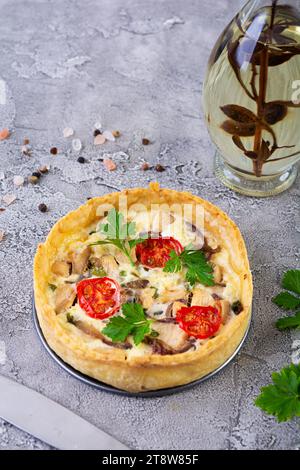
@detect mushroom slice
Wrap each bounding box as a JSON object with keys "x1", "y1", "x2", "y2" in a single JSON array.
[
  {"x1": 123, "y1": 279, "x2": 149, "y2": 289},
  {"x1": 219, "y1": 300, "x2": 230, "y2": 324},
  {"x1": 70, "y1": 246, "x2": 91, "y2": 274},
  {"x1": 120, "y1": 287, "x2": 137, "y2": 304},
  {"x1": 152, "y1": 321, "x2": 190, "y2": 352},
  {"x1": 165, "y1": 300, "x2": 187, "y2": 318},
  {"x1": 51, "y1": 260, "x2": 71, "y2": 277},
  {"x1": 100, "y1": 254, "x2": 119, "y2": 277},
  {"x1": 73, "y1": 320, "x2": 131, "y2": 350},
  {"x1": 55, "y1": 284, "x2": 76, "y2": 314}
]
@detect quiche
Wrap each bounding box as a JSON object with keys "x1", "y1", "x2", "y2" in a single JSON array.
[{"x1": 34, "y1": 183, "x2": 252, "y2": 392}]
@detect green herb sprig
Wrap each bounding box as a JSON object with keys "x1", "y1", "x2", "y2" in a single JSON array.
[
  {"x1": 163, "y1": 246, "x2": 214, "y2": 287},
  {"x1": 89, "y1": 209, "x2": 146, "y2": 266},
  {"x1": 102, "y1": 302, "x2": 157, "y2": 346},
  {"x1": 255, "y1": 269, "x2": 300, "y2": 422},
  {"x1": 273, "y1": 270, "x2": 300, "y2": 330},
  {"x1": 255, "y1": 363, "x2": 300, "y2": 422}
]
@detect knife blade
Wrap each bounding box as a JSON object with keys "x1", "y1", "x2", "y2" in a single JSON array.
[{"x1": 0, "y1": 374, "x2": 129, "y2": 450}]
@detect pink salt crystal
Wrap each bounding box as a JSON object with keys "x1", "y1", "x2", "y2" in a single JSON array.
[
  {"x1": 13, "y1": 175, "x2": 24, "y2": 187},
  {"x1": 3, "y1": 194, "x2": 16, "y2": 206},
  {"x1": 0, "y1": 230, "x2": 4, "y2": 241},
  {"x1": 94, "y1": 134, "x2": 106, "y2": 145},
  {"x1": 63, "y1": 127, "x2": 74, "y2": 138},
  {"x1": 0, "y1": 128, "x2": 10, "y2": 140},
  {"x1": 103, "y1": 159, "x2": 117, "y2": 171}
]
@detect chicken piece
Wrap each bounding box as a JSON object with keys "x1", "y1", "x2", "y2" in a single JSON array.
[
  {"x1": 73, "y1": 320, "x2": 132, "y2": 349},
  {"x1": 152, "y1": 322, "x2": 190, "y2": 352},
  {"x1": 159, "y1": 288, "x2": 187, "y2": 303},
  {"x1": 51, "y1": 260, "x2": 71, "y2": 277},
  {"x1": 55, "y1": 284, "x2": 76, "y2": 314},
  {"x1": 114, "y1": 250, "x2": 131, "y2": 265},
  {"x1": 100, "y1": 254, "x2": 119, "y2": 277},
  {"x1": 191, "y1": 288, "x2": 214, "y2": 307},
  {"x1": 204, "y1": 234, "x2": 219, "y2": 251},
  {"x1": 139, "y1": 287, "x2": 156, "y2": 309},
  {"x1": 213, "y1": 265, "x2": 223, "y2": 284},
  {"x1": 70, "y1": 246, "x2": 91, "y2": 274}
]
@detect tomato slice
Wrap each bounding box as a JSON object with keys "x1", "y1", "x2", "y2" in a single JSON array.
[
  {"x1": 176, "y1": 306, "x2": 221, "y2": 339},
  {"x1": 77, "y1": 277, "x2": 121, "y2": 319},
  {"x1": 135, "y1": 237, "x2": 183, "y2": 268}
]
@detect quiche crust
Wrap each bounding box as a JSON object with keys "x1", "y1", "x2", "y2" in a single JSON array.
[{"x1": 34, "y1": 182, "x2": 253, "y2": 392}]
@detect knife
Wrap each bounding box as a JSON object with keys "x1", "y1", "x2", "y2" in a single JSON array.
[{"x1": 0, "y1": 374, "x2": 129, "y2": 450}]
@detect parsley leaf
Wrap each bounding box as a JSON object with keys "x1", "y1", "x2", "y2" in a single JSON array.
[
  {"x1": 101, "y1": 316, "x2": 132, "y2": 343},
  {"x1": 164, "y1": 249, "x2": 182, "y2": 273},
  {"x1": 255, "y1": 363, "x2": 300, "y2": 422},
  {"x1": 132, "y1": 323, "x2": 151, "y2": 345},
  {"x1": 100, "y1": 208, "x2": 136, "y2": 240},
  {"x1": 90, "y1": 209, "x2": 146, "y2": 266},
  {"x1": 282, "y1": 270, "x2": 300, "y2": 296},
  {"x1": 122, "y1": 302, "x2": 145, "y2": 323},
  {"x1": 163, "y1": 247, "x2": 214, "y2": 287},
  {"x1": 276, "y1": 311, "x2": 300, "y2": 330},
  {"x1": 128, "y1": 238, "x2": 147, "y2": 249},
  {"x1": 102, "y1": 303, "x2": 153, "y2": 346},
  {"x1": 273, "y1": 292, "x2": 300, "y2": 310}
]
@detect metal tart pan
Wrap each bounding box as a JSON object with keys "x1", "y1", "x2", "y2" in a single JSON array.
[{"x1": 33, "y1": 299, "x2": 251, "y2": 398}]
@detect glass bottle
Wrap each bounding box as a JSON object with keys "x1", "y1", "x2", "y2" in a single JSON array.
[{"x1": 203, "y1": 0, "x2": 300, "y2": 196}]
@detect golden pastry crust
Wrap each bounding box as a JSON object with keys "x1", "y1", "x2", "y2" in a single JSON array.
[{"x1": 34, "y1": 182, "x2": 253, "y2": 392}]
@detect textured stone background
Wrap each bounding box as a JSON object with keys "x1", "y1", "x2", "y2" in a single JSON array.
[{"x1": 0, "y1": 0, "x2": 299, "y2": 450}]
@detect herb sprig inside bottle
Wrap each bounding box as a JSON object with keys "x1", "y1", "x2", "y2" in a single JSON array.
[{"x1": 89, "y1": 209, "x2": 147, "y2": 266}]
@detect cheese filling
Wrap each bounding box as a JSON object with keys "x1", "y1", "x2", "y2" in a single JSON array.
[{"x1": 48, "y1": 210, "x2": 244, "y2": 356}]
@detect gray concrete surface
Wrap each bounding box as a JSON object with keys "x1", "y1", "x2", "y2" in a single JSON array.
[{"x1": 0, "y1": 0, "x2": 299, "y2": 450}]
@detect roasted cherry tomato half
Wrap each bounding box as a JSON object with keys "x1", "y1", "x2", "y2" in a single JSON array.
[
  {"x1": 77, "y1": 277, "x2": 121, "y2": 319},
  {"x1": 135, "y1": 237, "x2": 183, "y2": 268},
  {"x1": 176, "y1": 305, "x2": 221, "y2": 339}
]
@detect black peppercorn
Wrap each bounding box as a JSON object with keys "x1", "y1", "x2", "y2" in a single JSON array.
[
  {"x1": 93, "y1": 129, "x2": 102, "y2": 137},
  {"x1": 77, "y1": 157, "x2": 85, "y2": 164},
  {"x1": 32, "y1": 171, "x2": 41, "y2": 178},
  {"x1": 50, "y1": 147, "x2": 58, "y2": 155},
  {"x1": 232, "y1": 300, "x2": 243, "y2": 315},
  {"x1": 155, "y1": 164, "x2": 166, "y2": 172},
  {"x1": 38, "y1": 203, "x2": 48, "y2": 213}
]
